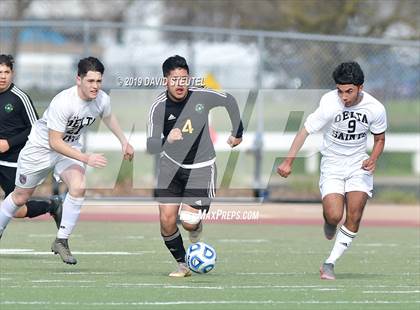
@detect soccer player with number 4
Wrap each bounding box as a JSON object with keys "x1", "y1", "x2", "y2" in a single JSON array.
[
  {"x1": 147, "y1": 55, "x2": 243, "y2": 277},
  {"x1": 277, "y1": 62, "x2": 387, "y2": 280}
]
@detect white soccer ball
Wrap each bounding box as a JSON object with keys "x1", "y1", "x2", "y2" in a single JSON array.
[{"x1": 186, "y1": 242, "x2": 217, "y2": 274}]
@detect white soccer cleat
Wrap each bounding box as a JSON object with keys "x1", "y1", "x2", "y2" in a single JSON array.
[{"x1": 169, "y1": 263, "x2": 192, "y2": 278}]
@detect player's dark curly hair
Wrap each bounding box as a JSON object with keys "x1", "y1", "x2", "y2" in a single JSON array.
[
  {"x1": 332, "y1": 62, "x2": 364, "y2": 86},
  {"x1": 77, "y1": 56, "x2": 104, "y2": 77},
  {"x1": 0, "y1": 54, "x2": 14, "y2": 70},
  {"x1": 162, "y1": 55, "x2": 189, "y2": 77}
]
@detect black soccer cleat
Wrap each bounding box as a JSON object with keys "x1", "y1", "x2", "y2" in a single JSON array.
[{"x1": 49, "y1": 195, "x2": 63, "y2": 229}]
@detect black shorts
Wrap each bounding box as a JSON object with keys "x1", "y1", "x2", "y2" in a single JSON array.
[
  {"x1": 155, "y1": 156, "x2": 217, "y2": 211},
  {"x1": 0, "y1": 165, "x2": 17, "y2": 198}
]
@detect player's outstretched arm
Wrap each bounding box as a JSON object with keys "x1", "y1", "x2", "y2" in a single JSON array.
[
  {"x1": 223, "y1": 94, "x2": 244, "y2": 142},
  {"x1": 277, "y1": 127, "x2": 309, "y2": 178},
  {"x1": 362, "y1": 132, "x2": 385, "y2": 173},
  {"x1": 102, "y1": 114, "x2": 134, "y2": 161},
  {"x1": 48, "y1": 129, "x2": 107, "y2": 168}
]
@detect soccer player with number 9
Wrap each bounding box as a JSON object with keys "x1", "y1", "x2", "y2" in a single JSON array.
[{"x1": 277, "y1": 62, "x2": 387, "y2": 280}]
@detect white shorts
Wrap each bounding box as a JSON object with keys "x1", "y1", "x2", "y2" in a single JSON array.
[
  {"x1": 15, "y1": 141, "x2": 85, "y2": 188},
  {"x1": 319, "y1": 154, "x2": 373, "y2": 199}
]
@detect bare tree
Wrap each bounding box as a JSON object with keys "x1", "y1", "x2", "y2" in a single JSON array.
[
  {"x1": 160, "y1": 0, "x2": 419, "y2": 89},
  {"x1": 0, "y1": 0, "x2": 32, "y2": 55},
  {"x1": 162, "y1": 0, "x2": 419, "y2": 39}
]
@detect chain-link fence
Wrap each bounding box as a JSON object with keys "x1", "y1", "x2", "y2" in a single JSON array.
[
  {"x1": 1, "y1": 21, "x2": 419, "y2": 99},
  {"x1": 1, "y1": 21, "x2": 419, "y2": 200}
]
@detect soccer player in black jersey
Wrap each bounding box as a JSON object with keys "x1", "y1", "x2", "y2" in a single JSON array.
[
  {"x1": 0, "y1": 55, "x2": 62, "y2": 239},
  {"x1": 147, "y1": 55, "x2": 243, "y2": 277}
]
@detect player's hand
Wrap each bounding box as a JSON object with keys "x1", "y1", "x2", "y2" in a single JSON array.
[
  {"x1": 0, "y1": 139, "x2": 10, "y2": 153},
  {"x1": 227, "y1": 136, "x2": 242, "y2": 148},
  {"x1": 122, "y1": 142, "x2": 134, "y2": 161},
  {"x1": 362, "y1": 157, "x2": 376, "y2": 173},
  {"x1": 167, "y1": 128, "x2": 183, "y2": 144},
  {"x1": 277, "y1": 160, "x2": 292, "y2": 178},
  {"x1": 86, "y1": 153, "x2": 108, "y2": 168}
]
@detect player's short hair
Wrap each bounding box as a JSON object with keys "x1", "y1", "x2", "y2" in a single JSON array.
[
  {"x1": 162, "y1": 55, "x2": 189, "y2": 77},
  {"x1": 0, "y1": 54, "x2": 14, "y2": 70},
  {"x1": 77, "y1": 57, "x2": 105, "y2": 77},
  {"x1": 332, "y1": 61, "x2": 364, "y2": 86}
]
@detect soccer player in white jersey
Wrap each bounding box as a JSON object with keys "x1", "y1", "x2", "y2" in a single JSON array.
[
  {"x1": 277, "y1": 62, "x2": 387, "y2": 280},
  {"x1": 0, "y1": 57, "x2": 134, "y2": 264}
]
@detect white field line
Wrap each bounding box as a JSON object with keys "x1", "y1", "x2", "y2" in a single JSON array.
[
  {"x1": 53, "y1": 272, "x2": 124, "y2": 275},
  {"x1": 218, "y1": 239, "x2": 269, "y2": 243},
  {"x1": 105, "y1": 283, "x2": 420, "y2": 290},
  {"x1": 363, "y1": 290, "x2": 420, "y2": 294},
  {"x1": 237, "y1": 272, "x2": 311, "y2": 275},
  {"x1": 104, "y1": 284, "x2": 349, "y2": 290},
  {"x1": 28, "y1": 234, "x2": 82, "y2": 238},
  {"x1": 357, "y1": 243, "x2": 398, "y2": 247},
  {"x1": 237, "y1": 272, "x2": 420, "y2": 277},
  {"x1": 30, "y1": 285, "x2": 96, "y2": 288},
  {"x1": 123, "y1": 236, "x2": 145, "y2": 239},
  {"x1": 1, "y1": 300, "x2": 420, "y2": 306},
  {"x1": 32, "y1": 280, "x2": 95, "y2": 283},
  {"x1": 0, "y1": 249, "x2": 154, "y2": 255}
]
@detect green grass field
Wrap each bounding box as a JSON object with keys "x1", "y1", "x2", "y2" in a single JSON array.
[{"x1": 1, "y1": 221, "x2": 419, "y2": 310}]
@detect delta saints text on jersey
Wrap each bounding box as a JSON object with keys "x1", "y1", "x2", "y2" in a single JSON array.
[
  {"x1": 331, "y1": 110, "x2": 368, "y2": 141},
  {"x1": 304, "y1": 90, "x2": 387, "y2": 157},
  {"x1": 63, "y1": 116, "x2": 96, "y2": 143},
  {"x1": 28, "y1": 85, "x2": 111, "y2": 148}
]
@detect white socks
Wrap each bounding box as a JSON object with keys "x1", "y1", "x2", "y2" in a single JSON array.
[
  {"x1": 0, "y1": 194, "x2": 20, "y2": 235},
  {"x1": 325, "y1": 225, "x2": 357, "y2": 265},
  {"x1": 57, "y1": 194, "x2": 84, "y2": 239}
]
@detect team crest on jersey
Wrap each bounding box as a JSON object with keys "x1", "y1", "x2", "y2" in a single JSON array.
[
  {"x1": 19, "y1": 174, "x2": 27, "y2": 185},
  {"x1": 195, "y1": 103, "x2": 204, "y2": 113},
  {"x1": 4, "y1": 103, "x2": 14, "y2": 113}
]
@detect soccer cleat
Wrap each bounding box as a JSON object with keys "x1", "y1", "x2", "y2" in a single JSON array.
[
  {"x1": 51, "y1": 238, "x2": 77, "y2": 265},
  {"x1": 320, "y1": 263, "x2": 336, "y2": 280},
  {"x1": 49, "y1": 195, "x2": 63, "y2": 229},
  {"x1": 323, "y1": 222, "x2": 337, "y2": 240},
  {"x1": 189, "y1": 221, "x2": 203, "y2": 243},
  {"x1": 169, "y1": 263, "x2": 192, "y2": 278}
]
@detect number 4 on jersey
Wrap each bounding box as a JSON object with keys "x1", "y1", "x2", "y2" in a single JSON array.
[{"x1": 182, "y1": 119, "x2": 194, "y2": 134}]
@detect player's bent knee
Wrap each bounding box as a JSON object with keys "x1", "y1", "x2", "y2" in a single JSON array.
[
  {"x1": 181, "y1": 222, "x2": 197, "y2": 231},
  {"x1": 179, "y1": 210, "x2": 202, "y2": 225},
  {"x1": 160, "y1": 214, "x2": 177, "y2": 228},
  {"x1": 68, "y1": 188, "x2": 85, "y2": 198},
  {"x1": 11, "y1": 191, "x2": 30, "y2": 207},
  {"x1": 326, "y1": 214, "x2": 342, "y2": 225}
]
